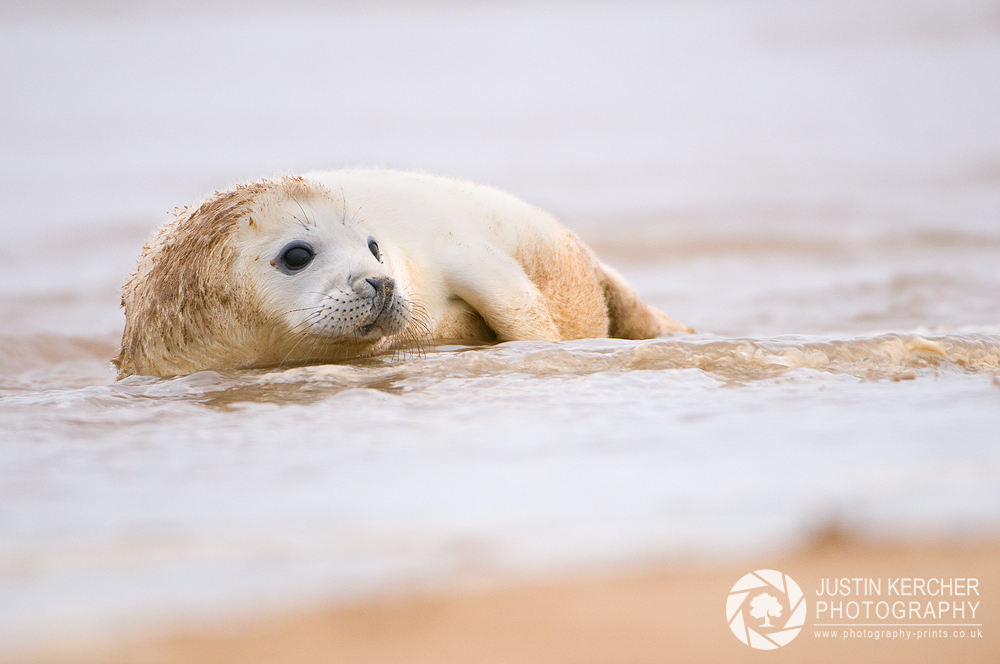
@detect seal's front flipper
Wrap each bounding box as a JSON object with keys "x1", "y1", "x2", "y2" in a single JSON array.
[{"x1": 443, "y1": 243, "x2": 562, "y2": 343}]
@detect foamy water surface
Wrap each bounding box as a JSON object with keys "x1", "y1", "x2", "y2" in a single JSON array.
[{"x1": 2, "y1": 0, "x2": 1000, "y2": 657}]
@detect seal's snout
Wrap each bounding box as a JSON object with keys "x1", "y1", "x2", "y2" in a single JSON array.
[
  {"x1": 352, "y1": 276, "x2": 401, "y2": 338},
  {"x1": 364, "y1": 276, "x2": 396, "y2": 314}
]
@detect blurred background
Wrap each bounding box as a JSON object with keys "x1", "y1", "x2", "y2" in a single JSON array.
[{"x1": 3, "y1": 0, "x2": 1000, "y2": 338}]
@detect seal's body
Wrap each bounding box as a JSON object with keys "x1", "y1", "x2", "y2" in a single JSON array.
[{"x1": 115, "y1": 170, "x2": 689, "y2": 377}]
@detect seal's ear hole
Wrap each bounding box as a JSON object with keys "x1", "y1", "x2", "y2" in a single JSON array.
[
  {"x1": 368, "y1": 238, "x2": 381, "y2": 262},
  {"x1": 276, "y1": 242, "x2": 315, "y2": 274}
]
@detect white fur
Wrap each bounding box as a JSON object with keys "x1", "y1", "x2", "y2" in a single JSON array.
[
  {"x1": 277, "y1": 169, "x2": 568, "y2": 342},
  {"x1": 117, "y1": 168, "x2": 687, "y2": 377}
]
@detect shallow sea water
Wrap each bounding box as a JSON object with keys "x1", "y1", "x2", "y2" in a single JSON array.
[{"x1": 2, "y1": 0, "x2": 1000, "y2": 657}]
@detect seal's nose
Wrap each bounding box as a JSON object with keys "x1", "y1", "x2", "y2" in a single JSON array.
[{"x1": 365, "y1": 277, "x2": 395, "y2": 312}]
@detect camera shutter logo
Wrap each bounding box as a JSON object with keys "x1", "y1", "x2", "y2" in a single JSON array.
[{"x1": 726, "y1": 569, "x2": 806, "y2": 649}]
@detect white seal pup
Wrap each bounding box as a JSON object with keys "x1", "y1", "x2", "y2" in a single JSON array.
[{"x1": 114, "y1": 169, "x2": 690, "y2": 377}]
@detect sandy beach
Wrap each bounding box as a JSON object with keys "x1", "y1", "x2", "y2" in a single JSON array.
[{"x1": 18, "y1": 533, "x2": 995, "y2": 664}]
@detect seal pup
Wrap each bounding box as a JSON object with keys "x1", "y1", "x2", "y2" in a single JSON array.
[{"x1": 114, "y1": 169, "x2": 690, "y2": 377}]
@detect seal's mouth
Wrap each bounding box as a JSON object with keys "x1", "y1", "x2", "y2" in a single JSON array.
[
  {"x1": 355, "y1": 277, "x2": 399, "y2": 339},
  {"x1": 356, "y1": 320, "x2": 383, "y2": 337},
  {"x1": 356, "y1": 311, "x2": 397, "y2": 339}
]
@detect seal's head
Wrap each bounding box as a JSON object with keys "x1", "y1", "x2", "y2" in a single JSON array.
[{"x1": 114, "y1": 176, "x2": 413, "y2": 378}]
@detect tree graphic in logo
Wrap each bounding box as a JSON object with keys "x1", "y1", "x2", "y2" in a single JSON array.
[
  {"x1": 749, "y1": 592, "x2": 782, "y2": 628},
  {"x1": 726, "y1": 570, "x2": 806, "y2": 649}
]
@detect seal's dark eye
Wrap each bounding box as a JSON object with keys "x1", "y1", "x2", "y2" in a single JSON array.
[
  {"x1": 368, "y1": 238, "x2": 380, "y2": 261},
  {"x1": 276, "y1": 242, "x2": 314, "y2": 273}
]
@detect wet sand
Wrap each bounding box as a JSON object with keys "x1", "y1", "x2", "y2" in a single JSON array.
[{"x1": 25, "y1": 534, "x2": 995, "y2": 664}]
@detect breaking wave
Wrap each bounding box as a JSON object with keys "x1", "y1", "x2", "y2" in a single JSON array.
[{"x1": 2, "y1": 331, "x2": 998, "y2": 409}]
